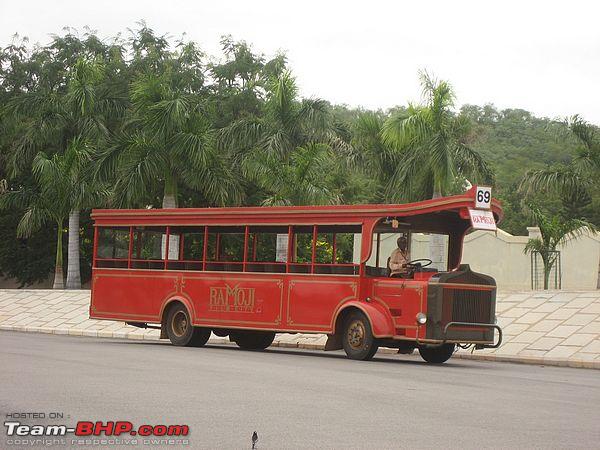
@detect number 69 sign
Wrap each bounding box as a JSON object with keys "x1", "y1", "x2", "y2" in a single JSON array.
[{"x1": 475, "y1": 186, "x2": 492, "y2": 210}]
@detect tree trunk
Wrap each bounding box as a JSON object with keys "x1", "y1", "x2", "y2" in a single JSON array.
[
  {"x1": 162, "y1": 173, "x2": 178, "y2": 208},
  {"x1": 541, "y1": 252, "x2": 553, "y2": 290},
  {"x1": 429, "y1": 189, "x2": 447, "y2": 270},
  {"x1": 65, "y1": 210, "x2": 81, "y2": 289},
  {"x1": 52, "y1": 219, "x2": 65, "y2": 289}
]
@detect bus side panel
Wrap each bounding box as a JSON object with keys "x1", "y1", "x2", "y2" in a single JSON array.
[
  {"x1": 182, "y1": 273, "x2": 284, "y2": 329},
  {"x1": 286, "y1": 277, "x2": 359, "y2": 331},
  {"x1": 370, "y1": 278, "x2": 426, "y2": 339},
  {"x1": 90, "y1": 269, "x2": 178, "y2": 321}
]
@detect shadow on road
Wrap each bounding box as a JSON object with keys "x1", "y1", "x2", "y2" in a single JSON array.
[{"x1": 102, "y1": 338, "x2": 476, "y2": 368}]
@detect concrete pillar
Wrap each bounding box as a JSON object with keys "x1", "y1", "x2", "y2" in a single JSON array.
[{"x1": 527, "y1": 227, "x2": 541, "y2": 240}]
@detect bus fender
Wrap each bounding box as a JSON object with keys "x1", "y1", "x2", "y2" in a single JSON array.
[
  {"x1": 159, "y1": 295, "x2": 196, "y2": 339},
  {"x1": 332, "y1": 300, "x2": 395, "y2": 340}
]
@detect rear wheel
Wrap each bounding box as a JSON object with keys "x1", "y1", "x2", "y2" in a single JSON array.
[
  {"x1": 342, "y1": 312, "x2": 378, "y2": 361},
  {"x1": 166, "y1": 304, "x2": 210, "y2": 347},
  {"x1": 418, "y1": 343, "x2": 455, "y2": 364},
  {"x1": 233, "y1": 331, "x2": 276, "y2": 350}
]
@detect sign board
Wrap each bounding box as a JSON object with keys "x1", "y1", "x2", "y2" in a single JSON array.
[
  {"x1": 475, "y1": 186, "x2": 492, "y2": 210},
  {"x1": 469, "y1": 208, "x2": 497, "y2": 231},
  {"x1": 276, "y1": 234, "x2": 289, "y2": 262},
  {"x1": 161, "y1": 234, "x2": 181, "y2": 260}
]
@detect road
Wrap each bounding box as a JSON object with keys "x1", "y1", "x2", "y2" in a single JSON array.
[{"x1": 1, "y1": 331, "x2": 599, "y2": 449}]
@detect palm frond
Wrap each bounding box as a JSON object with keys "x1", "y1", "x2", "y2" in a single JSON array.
[
  {"x1": 520, "y1": 166, "x2": 589, "y2": 198},
  {"x1": 454, "y1": 142, "x2": 495, "y2": 185}
]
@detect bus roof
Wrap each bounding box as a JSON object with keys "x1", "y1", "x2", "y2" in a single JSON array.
[{"x1": 91, "y1": 187, "x2": 502, "y2": 227}]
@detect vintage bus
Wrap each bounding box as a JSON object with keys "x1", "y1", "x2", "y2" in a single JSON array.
[{"x1": 90, "y1": 186, "x2": 503, "y2": 363}]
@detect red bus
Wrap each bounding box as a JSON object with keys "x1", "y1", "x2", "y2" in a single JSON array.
[{"x1": 90, "y1": 186, "x2": 503, "y2": 363}]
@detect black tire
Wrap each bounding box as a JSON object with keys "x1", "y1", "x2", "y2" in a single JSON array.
[
  {"x1": 189, "y1": 327, "x2": 211, "y2": 347},
  {"x1": 418, "y1": 343, "x2": 455, "y2": 364},
  {"x1": 342, "y1": 311, "x2": 379, "y2": 361},
  {"x1": 166, "y1": 303, "x2": 210, "y2": 347},
  {"x1": 233, "y1": 331, "x2": 275, "y2": 350}
]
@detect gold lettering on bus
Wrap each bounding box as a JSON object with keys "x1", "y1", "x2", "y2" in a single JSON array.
[{"x1": 209, "y1": 284, "x2": 256, "y2": 313}]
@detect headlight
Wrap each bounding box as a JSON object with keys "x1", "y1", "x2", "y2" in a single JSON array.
[{"x1": 416, "y1": 312, "x2": 427, "y2": 325}]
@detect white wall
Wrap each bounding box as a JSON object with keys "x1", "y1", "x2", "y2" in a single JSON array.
[{"x1": 462, "y1": 227, "x2": 600, "y2": 290}]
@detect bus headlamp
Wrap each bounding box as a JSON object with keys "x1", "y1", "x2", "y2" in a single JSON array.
[{"x1": 416, "y1": 313, "x2": 427, "y2": 325}]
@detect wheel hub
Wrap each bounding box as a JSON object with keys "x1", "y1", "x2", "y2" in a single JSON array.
[
  {"x1": 172, "y1": 311, "x2": 188, "y2": 337},
  {"x1": 347, "y1": 320, "x2": 365, "y2": 349}
]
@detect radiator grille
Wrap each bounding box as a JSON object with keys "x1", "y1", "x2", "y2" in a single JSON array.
[{"x1": 443, "y1": 289, "x2": 492, "y2": 324}]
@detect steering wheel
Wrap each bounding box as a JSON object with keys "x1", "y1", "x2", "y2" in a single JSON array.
[{"x1": 405, "y1": 258, "x2": 433, "y2": 270}]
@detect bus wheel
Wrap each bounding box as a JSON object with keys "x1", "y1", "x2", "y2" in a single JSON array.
[
  {"x1": 166, "y1": 304, "x2": 207, "y2": 347},
  {"x1": 342, "y1": 312, "x2": 378, "y2": 361},
  {"x1": 189, "y1": 327, "x2": 211, "y2": 347},
  {"x1": 233, "y1": 331, "x2": 275, "y2": 350},
  {"x1": 418, "y1": 343, "x2": 455, "y2": 364}
]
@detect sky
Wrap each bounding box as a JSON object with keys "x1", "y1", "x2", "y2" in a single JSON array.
[{"x1": 1, "y1": 0, "x2": 599, "y2": 123}]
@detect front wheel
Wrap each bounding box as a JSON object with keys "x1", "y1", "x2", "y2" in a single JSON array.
[
  {"x1": 342, "y1": 312, "x2": 379, "y2": 361},
  {"x1": 418, "y1": 343, "x2": 455, "y2": 364}
]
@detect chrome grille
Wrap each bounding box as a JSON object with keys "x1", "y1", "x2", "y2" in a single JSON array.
[{"x1": 443, "y1": 289, "x2": 492, "y2": 324}]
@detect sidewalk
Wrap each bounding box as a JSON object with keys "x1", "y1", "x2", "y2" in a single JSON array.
[{"x1": 0, "y1": 289, "x2": 599, "y2": 369}]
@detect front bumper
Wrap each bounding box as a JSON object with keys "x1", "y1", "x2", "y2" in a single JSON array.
[{"x1": 441, "y1": 321, "x2": 503, "y2": 348}]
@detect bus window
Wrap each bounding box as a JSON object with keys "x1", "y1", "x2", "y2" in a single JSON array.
[
  {"x1": 366, "y1": 232, "x2": 402, "y2": 276},
  {"x1": 290, "y1": 226, "x2": 313, "y2": 273},
  {"x1": 314, "y1": 225, "x2": 361, "y2": 275},
  {"x1": 410, "y1": 232, "x2": 449, "y2": 271},
  {"x1": 206, "y1": 226, "x2": 245, "y2": 272},
  {"x1": 96, "y1": 227, "x2": 129, "y2": 268},
  {"x1": 288, "y1": 225, "x2": 361, "y2": 275},
  {"x1": 246, "y1": 226, "x2": 288, "y2": 273},
  {"x1": 132, "y1": 227, "x2": 166, "y2": 269},
  {"x1": 366, "y1": 229, "x2": 450, "y2": 276},
  {"x1": 166, "y1": 226, "x2": 204, "y2": 271}
]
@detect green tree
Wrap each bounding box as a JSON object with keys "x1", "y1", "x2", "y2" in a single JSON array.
[
  {"x1": 524, "y1": 205, "x2": 596, "y2": 289},
  {"x1": 348, "y1": 111, "x2": 398, "y2": 202},
  {"x1": 5, "y1": 56, "x2": 122, "y2": 288},
  {"x1": 381, "y1": 71, "x2": 493, "y2": 201},
  {"x1": 0, "y1": 140, "x2": 107, "y2": 288},
  {"x1": 521, "y1": 115, "x2": 600, "y2": 206},
  {"x1": 244, "y1": 142, "x2": 336, "y2": 205},
  {"x1": 221, "y1": 71, "x2": 346, "y2": 205},
  {"x1": 95, "y1": 32, "x2": 240, "y2": 209},
  {"x1": 209, "y1": 35, "x2": 286, "y2": 127}
]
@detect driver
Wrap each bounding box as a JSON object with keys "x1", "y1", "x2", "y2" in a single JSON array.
[{"x1": 389, "y1": 236, "x2": 409, "y2": 276}]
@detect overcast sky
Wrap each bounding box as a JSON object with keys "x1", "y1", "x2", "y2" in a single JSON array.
[{"x1": 1, "y1": 0, "x2": 599, "y2": 123}]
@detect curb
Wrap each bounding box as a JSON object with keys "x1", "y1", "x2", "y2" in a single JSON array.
[{"x1": 2, "y1": 324, "x2": 599, "y2": 369}]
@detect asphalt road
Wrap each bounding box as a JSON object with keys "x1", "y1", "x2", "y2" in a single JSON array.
[{"x1": 1, "y1": 331, "x2": 599, "y2": 449}]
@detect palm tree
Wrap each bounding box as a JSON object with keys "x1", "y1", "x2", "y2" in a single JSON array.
[
  {"x1": 524, "y1": 205, "x2": 596, "y2": 289},
  {"x1": 349, "y1": 111, "x2": 404, "y2": 202},
  {"x1": 380, "y1": 71, "x2": 493, "y2": 268},
  {"x1": 521, "y1": 115, "x2": 599, "y2": 200},
  {"x1": 5, "y1": 58, "x2": 122, "y2": 288},
  {"x1": 0, "y1": 140, "x2": 108, "y2": 288},
  {"x1": 220, "y1": 71, "x2": 346, "y2": 205},
  {"x1": 96, "y1": 71, "x2": 240, "y2": 208},
  {"x1": 244, "y1": 142, "x2": 337, "y2": 206},
  {"x1": 381, "y1": 71, "x2": 493, "y2": 201}
]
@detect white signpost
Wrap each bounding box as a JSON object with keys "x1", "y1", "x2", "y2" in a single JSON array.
[
  {"x1": 469, "y1": 209, "x2": 497, "y2": 231},
  {"x1": 470, "y1": 186, "x2": 496, "y2": 231},
  {"x1": 276, "y1": 234, "x2": 289, "y2": 262},
  {"x1": 475, "y1": 186, "x2": 492, "y2": 210}
]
